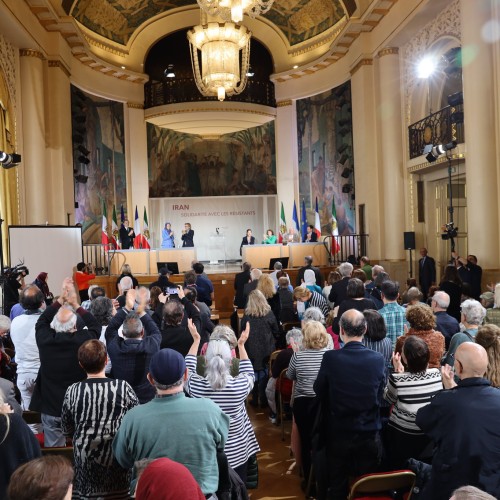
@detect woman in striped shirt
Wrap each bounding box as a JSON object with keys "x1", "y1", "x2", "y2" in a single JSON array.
[
  {"x1": 384, "y1": 335, "x2": 442, "y2": 469},
  {"x1": 287, "y1": 320, "x2": 329, "y2": 480},
  {"x1": 185, "y1": 320, "x2": 259, "y2": 483}
]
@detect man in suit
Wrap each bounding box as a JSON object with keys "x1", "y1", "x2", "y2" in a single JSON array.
[
  {"x1": 240, "y1": 229, "x2": 256, "y2": 255},
  {"x1": 453, "y1": 252, "x2": 482, "y2": 300},
  {"x1": 419, "y1": 248, "x2": 436, "y2": 300},
  {"x1": 328, "y1": 261, "x2": 353, "y2": 307},
  {"x1": 296, "y1": 256, "x2": 324, "y2": 288},
  {"x1": 181, "y1": 223, "x2": 194, "y2": 247},
  {"x1": 119, "y1": 219, "x2": 135, "y2": 249},
  {"x1": 416, "y1": 342, "x2": 500, "y2": 500},
  {"x1": 304, "y1": 225, "x2": 318, "y2": 242},
  {"x1": 314, "y1": 309, "x2": 386, "y2": 499},
  {"x1": 234, "y1": 262, "x2": 251, "y2": 308}
]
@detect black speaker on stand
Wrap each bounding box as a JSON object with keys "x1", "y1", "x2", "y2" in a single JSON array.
[{"x1": 404, "y1": 232, "x2": 416, "y2": 278}]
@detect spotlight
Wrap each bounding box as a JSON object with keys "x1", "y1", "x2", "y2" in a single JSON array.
[
  {"x1": 78, "y1": 155, "x2": 91, "y2": 165},
  {"x1": 425, "y1": 141, "x2": 457, "y2": 163},
  {"x1": 337, "y1": 143, "x2": 349, "y2": 154},
  {"x1": 75, "y1": 174, "x2": 88, "y2": 183},
  {"x1": 77, "y1": 145, "x2": 90, "y2": 156},
  {"x1": 164, "y1": 64, "x2": 175, "y2": 78},
  {"x1": 0, "y1": 151, "x2": 21, "y2": 169},
  {"x1": 338, "y1": 153, "x2": 349, "y2": 165},
  {"x1": 246, "y1": 66, "x2": 255, "y2": 77},
  {"x1": 342, "y1": 184, "x2": 353, "y2": 194},
  {"x1": 447, "y1": 91, "x2": 463, "y2": 107},
  {"x1": 341, "y1": 167, "x2": 352, "y2": 179},
  {"x1": 417, "y1": 56, "x2": 437, "y2": 78}
]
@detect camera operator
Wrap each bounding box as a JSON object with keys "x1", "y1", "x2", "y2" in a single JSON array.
[
  {"x1": 3, "y1": 264, "x2": 28, "y2": 316},
  {"x1": 74, "y1": 262, "x2": 96, "y2": 302}
]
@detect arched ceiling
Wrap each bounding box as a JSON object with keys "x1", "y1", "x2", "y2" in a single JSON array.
[{"x1": 62, "y1": 0, "x2": 354, "y2": 47}]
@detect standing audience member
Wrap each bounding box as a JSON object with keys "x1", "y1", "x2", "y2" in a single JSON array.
[
  {"x1": 241, "y1": 290, "x2": 279, "y2": 407},
  {"x1": 395, "y1": 303, "x2": 445, "y2": 368},
  {"x1": 160, "y1": 297, "x2": 193, "y2": 356},
  {"x1": 234, "y1": 262, "x2": 252, "y2": 308},
  {"x1": 302, "y1": 269, "x2": 322, "y2": 294},
  {"x1": 323, "y1": 271, "x2": 341, "y2": 309},
  {"x1": 7, "y1": 455, "x2": 72, "y2": 500},
  {"x1": 116, "y1": 276, "x2": 134, "y2": 308},
  {"x1": 431, "y1": 291, "x2": 460, "y2": 349},
  {"x1": 403, "y1": 287, "x2": 423, "y2": 307},
  {"x1": 439, "y1": 265, "x2": 463, "y2": 322},
  {"x1": 32, "y1": 272, "x2": 53, "y2": 305},
  {"x1": 328, "y1": 262, "x2": 353, "y2": 307},
  {"x1": 287, "y1": 321, "x2": 329, "y2": 481},
  {"x1": 314, "y1": 310, "x2": 386, "y2": 499},
  {"x1": 475, "y1": 324, "x2": 500, "y2": 387},
  {"x1": 384, "y1": 336, "x2": 442, "y2": 469},
  {"x1": 277, "y1": 277, "x2": 297, "y2": 323},
  {"x1": 193, "y1": 262, "x2": 214, "y2": 307},
  {"x1": 62, "y1": 340, "x2": 139, "y2": 499},
  {"x1": 366, "y1": 271, "x2": 389, "y2": 310},
  {"x1": 296, "y1": 256, "x2": 324, "y2": 288},
  {"x1": 74, "y1": 262, "x2": 96, "y2": 302},
  {"x1": 105, "y1": 289, "x2": 161, "y2": 404},
  {"x1": 89, "y1": 296, "x2": 115, "y2": 375},
  {"x1": 115, "y1": 263, "x2": 139, "y2": 291},
  {"x1": 452, "y1": 252, "x2": 483, "y2": 300},
  {"x1": 269, "y1": 261, "x2": 283, "y2": 288},
  {"x1": 416, "y1": 343, "x2": 500, "y2": 499},
  {"x1": 243, "y1": 267, "x2": 262, "y2": 305},
  {"x1": 360, "y1": 256, "x2": 373, "y2": 281},
  {"x1": 113, "y1": 348, "x2": 229, "y2": 498},
  {"x1": 257, "y1": 273, "x2": 281, "y2": 325},
  {"x1": 81, "y1": 285, "x2": 106, "y2": 310},
  {"x1": 31, "y1": 278, "x2": 100, "y2": 447},
  {"x1": 484, "y1": 283, "x2": 500, "y2": 327},
  {"x1": 362, "y1": 309, "x2": 392, "y2": 369},
  {"x1": 185, "y1": 321, "x2": 259, "y2": 483},
  {"x1": 418, "y1": 248, "x2": 436, "y2": 300},
  {"x1": 0, "y1": 391, "x2": 41, "y2": 498},
  {"x1": 379, "y1": 280, "x2": 407, "y2": 348}
]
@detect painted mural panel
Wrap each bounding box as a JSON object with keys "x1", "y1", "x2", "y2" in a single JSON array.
[
  {"x1": 296, "y1": 82, "x2": 355, "y2": 235},
  {"x1": 147, "y1": 122, "x2": 276, "y2": 198},
  {"x1": 71, "y1": 85, "x2": 126, "y2": 243}
]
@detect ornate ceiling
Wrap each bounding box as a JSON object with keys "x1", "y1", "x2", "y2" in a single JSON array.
[{"x1": 63, "y1": 0, "x2": 352, "y2": 46}]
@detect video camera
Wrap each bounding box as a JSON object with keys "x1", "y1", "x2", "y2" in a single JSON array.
[
  {"x1": 3, "y1": 262, "x2": 29, "y2": 279},
  {"x1": 441, "y1": 222, "x2": 458, "y2": 241}
]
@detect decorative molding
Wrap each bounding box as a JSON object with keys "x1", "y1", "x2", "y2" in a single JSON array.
[
  {"x1": 350, "y1": 58, "x2": 373, "y2": 76},
  {"x1": 377, "y1": 47, "x2": 399, "y2": 58},
  {"x1": 289, "y1": 19, "x2": 348, "y2": 57},
  {"x1": 407, "y1": 152, "x2": 465, "y2": 173},
  {"x1": 48, "y1": 60, "x2": 71, "y2": 78},
  {"x1": 146, "y1": 108, "x2": 276, "y2": 120},
  {"x1": 0, "y1": 34, "x2": 17, "y2": 107},
  {"x1": 19, "y1": 49, "x2": 44, "y2": 59},
  {"x1": 276, "y1": 100, "x2": 292, "y2": 107},
  {"x1": 127, "y1": 102, "x2": 144, "y2": 109},
  {"x1": 82, "y1": 32, "x2": 128, "y2": 58}
]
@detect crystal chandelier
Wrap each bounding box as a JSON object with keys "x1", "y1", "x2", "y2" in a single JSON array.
[
  {"x1": 187, "y1": 22, "x2": 251, "y2": 101},
  {"x1": 196, "y1": 0, "x2": 274, "y2": 24}
]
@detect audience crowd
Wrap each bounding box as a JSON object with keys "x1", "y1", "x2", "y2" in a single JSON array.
[{"x1": 0, "y1": 254, "x2": 499, "y2": 500}]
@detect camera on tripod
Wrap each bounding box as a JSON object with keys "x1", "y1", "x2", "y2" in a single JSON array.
[{"x1": 441, "y1": 222, "x2": 458, "y2": 241}]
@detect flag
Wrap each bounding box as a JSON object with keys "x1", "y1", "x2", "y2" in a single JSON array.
[
  {"x1": 301, "y1": 199, "x2": 308, "y2": 242},
  {"x1": 331, "y1": 199, "x2": 341, "y2": 253},
  {"x1": 111, "y1": 205, "x2": 120, "y2": 249},
  {"x1": 120, "y1": 205, "x2": 125, "y2": 223},
  {"x1": 314, "y1": 197, "x2": 321, "y2": 239},
  {"x1": 101, "y1": 201, "x2": 109, "y2": 247},
  {"x1": 292, "y1": 201, "x2": 300, "y2": 235},
  {"x1": 142, "y1": 206, "x2": 151, "y2": 250},
  {"x1": 133, "y1": 206, "x2": 141, "y2": 249},
  {"x1": 278, "y1": 202, "x2": 286, "y2": 243}
]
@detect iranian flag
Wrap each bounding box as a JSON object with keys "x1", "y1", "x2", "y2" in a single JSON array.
[
  {"x1": 101, "y1": 201, "x2": 109, "y2": 247},
  {"x1": 331, "y1": 199, "x2": 341, "y2": 253},
  {"x1": 278, "y1": 202, "x2": 286, "y2": 243},
  {"x1": 133, "y1": 206, "x2": 141, "y2": 249},
  {"x1": 314, "y1": 197, "x2": 321, "y2": 239},
  {"x1": 142, "y1": 206, "x2": 151, "y2": 250},
  {"x1": 111, "y1": 205, "x2": 120, "y2": 249}
]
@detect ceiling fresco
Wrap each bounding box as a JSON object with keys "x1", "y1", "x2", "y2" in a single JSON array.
[{"x1": 64, "y1": 0, "x2": 348, "y2": 46}]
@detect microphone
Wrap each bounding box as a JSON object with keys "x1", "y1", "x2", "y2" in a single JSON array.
[
  {"x1": 216, "y1": 227, "x2": 220, "y2": 235},
  {"x1": 0, "y1": 151, "x2": 21, "y2": 169}
]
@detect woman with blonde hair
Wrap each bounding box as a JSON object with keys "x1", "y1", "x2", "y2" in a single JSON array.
[
  {"x1": 241, "y1": 290, "x2": 280, "y2": 407},
  {"x1": 475, "y1": 324, "x2": 500, "y2": 387},
  {"x1": 286, "y1": 320, "x2": 329, "y2": 481},
  {"x1": 257, "y1": 273, "x2": 281, "y2": 325}
]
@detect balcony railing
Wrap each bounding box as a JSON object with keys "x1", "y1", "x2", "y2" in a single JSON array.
[
  {"x1": 322, "y1": 234, "x2": 369, "y2": 265},
  {"x1": 144, "y1": 77, "x2": 276, "y2": 108},
  {"x1": 408, "y1": 104, "x2": 465, "y2": 159}
]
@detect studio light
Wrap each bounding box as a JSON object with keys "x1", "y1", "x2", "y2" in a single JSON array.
[
  {"x1": 447, "y1": 91, "x2": 463, "y2": 107},
  {"x1": 78, "y1": 155, "x2": 91, "y2": 165},
  {"x1": 77, "y1": 145, "x2": 90, "y2": 156},
  {"x1": 417, "y1": 56, "x2": 437, "y2": 78},
  {"x1": 341, "y1": 167, "x2": 352, "y2": 179},
  {"x1": 164, "y1": 64, "x2": 175, "y2": 78},
  {"x1": 0, "y1": 151, "x2": 21, "y2": 169},
  {"x1": 425, "y1": 141, "x2": 457, "y2": 163},
  {"x1": 246, "y1": 66, "x2": 255, "y2": 77},
  {"x1": 342, "y1": 184, "x2": 353, "y2": 194},
  {"x1": 338, "y1": 153, "x2": 349, "y2": 165}
]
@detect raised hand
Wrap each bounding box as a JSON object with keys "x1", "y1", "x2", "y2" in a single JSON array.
[
  {"x1": 441, "y1": 364, "x2": 457, "y2": 389},
  {"x1": 125, "y1": 288, "x2": 137, "y2": 311},
  {"x1": 238, "y1": 321, "x2": 250, "y2": 346},
  {"x1": 392, "y1": 352, "x2": 404, "y2": 373}
]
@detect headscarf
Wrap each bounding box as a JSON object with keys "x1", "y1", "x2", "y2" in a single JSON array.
[
  {"x1": 135, "y1": 458, "x2": 205, "y2": 500},
  {"x1": 34, "y1": 272, "x2": 50, "y2": 297},
  {"x1": 304, "y1": 269, "x2": 316, "y2": 286}
]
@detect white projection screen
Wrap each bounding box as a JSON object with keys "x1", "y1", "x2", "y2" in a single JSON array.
[{"x1": 9, "y1": 226, "x2": 83, "y2": 291}]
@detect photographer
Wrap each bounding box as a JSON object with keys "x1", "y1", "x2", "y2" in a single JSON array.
[
  {"x1": 3, "y1": 264, "x2": 28, "y2": 316},
  {"x1": 74, "y1": 262, "x2": 96, "y2": 302}
]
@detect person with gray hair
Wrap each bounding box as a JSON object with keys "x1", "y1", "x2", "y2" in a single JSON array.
[
  {"x1": 242, "y1": 267, "x2": 262, "y2": 305},
  {"x1": 296, "y1": 256, "x2": 324, "y2": 288},
  {"x1": 404, "y1": 287, "x2": 423, "y2": 306},
  {"x1": 116, "y1": 276, "x2": 134, "y2": 309},
  {"x1": 269, "y1": 260, "x2": 283, "y2": 287},
  {"x1": 105, "y1": 289, "x2": 161, "y2": 403},
  {"x1": 81, "y1": 285, "x2": 106, "y2": 310},
  {"x1": 430, "y1": 291, "x2": 460, "y2": 349},
  {"x1": 302, "y1": 306, "x2": 325, "y2": 324},
  {"x1": 327, "y1": 262, "x2": 353, "y2": 308},
  {"x1": 450, "y1": 485, "x2": 497, "y2": 500},
  {"x1": 31, "y1": 277, "x2": 100, "y2": 447},
  {"x1": 443, "y1": 299, "x2": 487, "y2": 366},
  {"x1": 185, "y1": 321, "x2": 259, "y2": 483}
]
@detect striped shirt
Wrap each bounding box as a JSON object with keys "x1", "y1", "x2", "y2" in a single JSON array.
[
  {"x1": 384, "y1": 368, "x2": 442, "y2": 434},
  {"x1": 363, "y1": 337, "x2": 393, "y2": 369},
  {"x1": 287, "y1": 348, "x2": 327, "y2": 398},
  {"x1": 307, "y1": 291, "x2": 331, "y2": 318},
  {"x1": 379, "y1": 302, "x2": 408, "y2": 348},
  {"x1": 185, "y1": 355, "x2": 260, "y2": 468}
]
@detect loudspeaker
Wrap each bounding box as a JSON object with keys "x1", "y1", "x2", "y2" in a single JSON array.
[{"x1": 404, "y1": 232, "x2": 416, "y2": 250}]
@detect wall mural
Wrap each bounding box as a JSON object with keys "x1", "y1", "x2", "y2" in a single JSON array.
[
  {"x1": 147, "y1": 121, "x2": 276, "y2": 198},
  {"x1": 296, "y1": 81, "x2": 355, "y2": 235},
  {"x1": 71, "y1": 85, "x2": 126, "y2": 243}
]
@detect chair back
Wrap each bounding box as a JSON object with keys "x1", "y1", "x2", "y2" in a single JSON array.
[
  {"x1": 277, "y1": 368, "x2": 293, "y2": 401},
  {"x1": 41, "y1": 446, "x2": 75, "y2": 464},
  {"x1": 348, "y1": 470, "x2": 416, "y2": 499}
]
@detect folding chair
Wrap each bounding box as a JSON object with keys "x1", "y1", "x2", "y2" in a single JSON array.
[
  {"x1": 348, "y1": 470, "x2": 416, "y2": 500},
  {"x1": 277, "y1": 368, "x2": 293, "y2": 441}
]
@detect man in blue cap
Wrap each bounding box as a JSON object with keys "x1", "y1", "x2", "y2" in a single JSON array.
[{"x1": 113, "y1": 346, "x2": 229, "y2": 497}]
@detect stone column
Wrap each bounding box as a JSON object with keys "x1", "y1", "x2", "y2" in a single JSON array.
[
  {"x1": 461, "y1": 0, "x2": 499, "y2": 269},
  {"x1": 275, "y1": 100, "x2": 298, "y2": 228},
  {"x1": 46, "y1": 60, "x2": 73, "y2": 224},
  {"x1": 19, "y1": 49, "x2": 48, "y2": 224},
  {"x1": 350, "y1": 58, "x2": 382, "y2": 260},
  {"x1": 377, "y1": 48, "x2": 405, "y2": 262}
]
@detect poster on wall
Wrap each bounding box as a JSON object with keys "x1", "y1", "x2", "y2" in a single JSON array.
[
  {"x1": 296, "y1": 82, "x2": 355, "y2": 235},
  {"x1": 147, "y1": 122, "x2": 276, "y2": 198},
  {"x1": 71, "y1": 85, "x2": 126, "y2": 244}
]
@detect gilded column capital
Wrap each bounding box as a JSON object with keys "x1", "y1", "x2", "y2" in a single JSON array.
[
  {"x1": 127, "y1": 102, "x2": 144, "y2": 109},
  {"x1": 48, "y1": 60, "x2": 71, "y2": 78},
  {"x1": 276, "y1": 100, "x2": 292, "y2": 108},
  {"x1": 350, "y1": 58, "x2": 373, "y2": 76},
  {"x1": 377, "y1": 47, "x2": 399, "y2": 58},
  {"x1": 19, "y1": 49, "x2": 44, "y2": 60}
]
